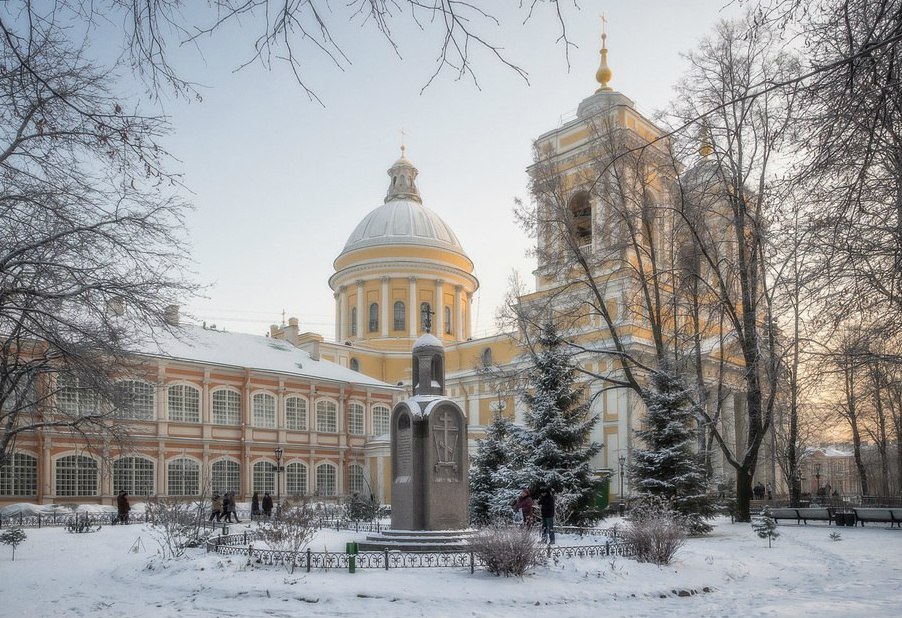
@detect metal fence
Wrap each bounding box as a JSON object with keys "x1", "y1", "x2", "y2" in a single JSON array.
[{"x1": 205, "y1": 530, "x2": 636, "y2": 573}]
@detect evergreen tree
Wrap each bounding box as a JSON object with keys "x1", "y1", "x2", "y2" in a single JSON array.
[
  {"x1": 631, "y1": 371, "x2": 716, "y2": 535},
  {"x1": 520, "y1": 321, "x2": 601, "y2": 526},
  {"x1": 752, "y1": 507, "x2": 780, "y2": 548},
  {"x1": 468, "y1": 411, "x2": 523, "y2": 525}
]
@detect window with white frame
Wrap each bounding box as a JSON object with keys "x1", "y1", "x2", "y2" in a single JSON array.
[
  {"x1": 0, "y1": 369, "x2": 37, "y2": 414},
  {"x1": 252, "y1": 461, "x2": 275, "y2": 494},
  {"x1": 167, "y1": 458, "x2": 200, "y2": 496},
  {"x1": 348, "y1": 464, "x2": 366, "y2": 495},
  {"x1": 167, "y1": 384, "x2": 200, "y2": 423},
  {"x1": 349, "y1": 358, "x2": 359, "y2": 372},
  {"x1": 372, "y1": 404, "x2": 390, "y2": 437},
  {"x1": 57, "y1": 375, "x2": 98, "y2": 417},
  {"x1": 316, "y1": 400, "x2": 337, "y2": 433},
  {"x1": 285, "y1": 396, "x2": 307, "y2": 430},
  {"x1": 444, "y1": 306, "x2": 452, "y2": 334},
  {"x1": 315, "y1": 463, "x2": 337, "y2": 496},
  {"x1": 113, "y1": 380, "x2": 155, "y2": 420},
  {"x1": 348, "y1": 402, "x2": 364, "y2": 435},
  {"x1": 286, "y1": 462, "x2": 308, "y2": 496},
  {"x1": 368, "y1": 302, "x2": 379, "y2": 332},
  {"x1": 112, "y1": 457, "x2": 155, "y2": 495},
  {"x1": 0, "y1": 452, "x2": 37, "y2": 496},
  {"x1": 253, "y1": 393, "x2": 276, "y2": 428},
  {"x1": 55, "y1": 455, "x2": 97, "y2": 496},
  {"x1": 350, "y1": 307, "x2": 357, "y2": 336},
  {"x1": 211, "y1": 459, "x2": 240, "y2": 494},
  {"x1": 211, "y1": 389, "x2": 241, "y2": 425}
]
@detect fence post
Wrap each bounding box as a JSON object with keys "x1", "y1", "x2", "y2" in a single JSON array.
[
  {"x1": 384, "y1": 549, "x2": 389, "y2": 571},
  {"x1": 243, "y1": 531, "x2": 247, "y2": 545},
  {"x1": 470, "y1": 551, "x2": 474, "y2": 574},
  {"x1": 306, "y1": 548, "x2": 312, "y2": 573},
  {"x1": 605, "y1": 540, "x2": 610, "y2": 555}
]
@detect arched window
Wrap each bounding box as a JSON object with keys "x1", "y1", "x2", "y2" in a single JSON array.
[
  {"x1": 167, "y1": 384, "x2": 200, "y2": 423},
  {"x1": 371, "y1": 404, "x2": 390, "y2": 437},
  {"x1": 393, "y1": 301, "x2": 406, "y2": 330},
  {"x1": 349, "y1": 464, "x2": 366, "y2": 495},
  {"x1": 0, "y1": 452, "x2": 37, "y2": 496},
  {"x1": 57, "y1": 375, "x2": 98, "y2": 417},
  {"x1": 56, "y1": 455, "x2": 97, "y2": 496},
  {"x1": 316, "y1": 400, "x2": 338, "y2": 433},
  {"x1": 211, "y1": 388, "x2": 241, "y2": 425},
  {"x1": 285, "y1": 396, "x2": 307, "y2": 430},
  {"x1": 569, "y1": 191, "x2": 592, "y2": 247},
  {"x1": 481, "y1": 348, "x2": 493, "y2": 367},
  {"x1": 113, "y1": 457, "x2": 155, "y2": 496},
  {"x1": 316, "y1": 463, "x2": 337, "y2": 496},
  {"x1": 444, "y1": 306, "x2": 452, "y2": 334},
  {"x1": 211, "y1": 459, "x2": 240, "y2": 495},
  {"x1": 252, "y1": 460, "x2": 276, "y2": 494},
  {"x1": 286, "y1": 462, "x2": 308, "y2": 496},
  {"x1": 253, "y1": 392, "x2": 276, "y2": 428},
  {"x1": 348, "y1": 402, "x2": 364, "y2": 435},
  {"x1": 349, "y1": 358, "x2": 359, "y2": 372},
  {"x1": 420, "y1": 302, "x2": 432, "y2": 330},
  {"x1": 368, "y1": 302, "x2": 379, "y2": 332},
  {"x1": 167, "y1": 458, "x2": 200, "y2": 496},
  {"x1": 350, "y1": 307, "x2": 357, "y2": 336},
  {"x1": 114, "y1": 380, "x2": 155, "y2": 420}
]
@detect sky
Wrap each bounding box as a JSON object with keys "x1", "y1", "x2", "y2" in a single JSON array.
[
  {"x1": 3, "y1": 509, "x2": 902, "y2": 617},
  {"x1": 139, "y1": 1, "x2": 745, "y2": 340}
]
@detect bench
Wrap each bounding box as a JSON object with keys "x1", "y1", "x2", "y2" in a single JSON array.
[
  {"x1": 853, "y1": 508, "x2": 902, "y2": 528},
  {"x1": 769, "y1": 507, "x2": 833, "y2": 525}
]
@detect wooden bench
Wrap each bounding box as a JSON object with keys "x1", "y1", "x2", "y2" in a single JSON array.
[
  {"x1": 769, "y1": 507, "x2": 833, "y2": 525},
  {"x1": 853, "y1": 508, "x2": 902, "y2": 528}
]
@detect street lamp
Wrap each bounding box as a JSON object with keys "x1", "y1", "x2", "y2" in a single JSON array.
[
  {"x1": 274, "y1": 447, "x2": 284, "y2": 503},
  {"x1": 815, "y1": 464, "x2": 821, "y2": 496},
  {"x1": 618, "y1": 453, "x2": 626, "y2": 515}
]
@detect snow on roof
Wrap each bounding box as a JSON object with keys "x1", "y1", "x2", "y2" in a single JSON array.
[
  {"x1": 413, "y1": 332, "x2": 443, "y2": 350},
  {"x1": 133, "y1": 325, "x2": 395, "y2": 390}
]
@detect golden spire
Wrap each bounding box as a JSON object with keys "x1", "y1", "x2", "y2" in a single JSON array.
[
  {"x1": 400, "y1": 128, "x2": 407, "y2": 159},
  {"x1": 699, "y1": 122, "x2": 714, "y2": 159},
  {"x1": 595, "y1": 14, "x2": 613, "y2": 92}
]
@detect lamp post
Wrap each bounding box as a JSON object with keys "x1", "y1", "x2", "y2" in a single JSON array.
[
  {"x1": 274, "y1": 447, "x2": 284, "y2": 503},
  {"x1": 618, "y1": 453, "x2": 626, "y2": 515},
  {"x1": 815, "y1": 463, "x2": 821, "y2": 496}
]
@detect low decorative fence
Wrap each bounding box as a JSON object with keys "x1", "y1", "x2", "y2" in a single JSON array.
[
  {"x1": 205, "y1": 531, "x2": 636, "y2": 573},
  {"x1": 0, "y1": 511, "x2": 137, "y2": 529}
]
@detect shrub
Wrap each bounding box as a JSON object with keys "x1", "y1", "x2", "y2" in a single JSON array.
[
  {"x1": 470, "y1": 524, "x2": 544, "y2": 577},
  {"x1": 255, "y1": 498, "x2": 317, "y2": 574},
  {"x1": 0, "y1": 527, "x2": 27, "y2": 560},
  {"x1": 751, "y1": 507, "x2": 780, "y2": 548},
  {"x1": 65, "y1": 514, "x2": 101, "y2": 534},
  {"x1": 623, "y1": 496, "x2": 686, "y2": 565},
  {"x1": 145, "y1": 498, "x2": 206, "y2": 558}
]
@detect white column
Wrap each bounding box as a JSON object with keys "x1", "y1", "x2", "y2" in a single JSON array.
[
  {"x1": 339, "y1": 286, "x2": 348, "y2": 341},
  {"x1": 455, "y1": 285, "x2": 463, "y2": 340},
  {"x1": 356, "y1": 280, "x2": 365, "y2": 338},
  {"x1": 408, "y1": 277, "x2": 417, "y2": 337},
  {"x1": 465, "y1": 292, "x2": 473, "y2": 339},
  {"x1": 334, "y1": 291, "x2": 341, "y2": 342},
  {"x1": 381, "y1": 277, "x2": 390, "y2": 337},
  {"x1": 435, "y1": 279, "x2": 444, "y2": 336}
]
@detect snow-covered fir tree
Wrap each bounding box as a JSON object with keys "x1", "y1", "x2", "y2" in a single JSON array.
[
  {"x1": 468, "y1": 411, "x2": 524, "y2": 525},
  {"x1": 752, "y1": 507, "x2": 780, "y2": 548},
  {"x1": 630, "y1": 371, "x2": 715, "y2": 535},
  {"x1": 520, "y1": 321, "x2": 601, "y2": 526}
]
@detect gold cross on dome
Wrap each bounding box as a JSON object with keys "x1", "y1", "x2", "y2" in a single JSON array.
[
  {"x1": 400, "y1": 128, "x2": 407, "y2": 156},
  {"x1": 600, "y1": 13, "x2": 607, "y2": 36}
]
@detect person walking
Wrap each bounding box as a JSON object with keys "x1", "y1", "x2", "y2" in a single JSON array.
[
  {"x1": 116, "y1": 490, "x2": 131, "y2": 524},
  {"x1": 221, "y1": 491, "x2": 240, "y2": 523},
  {"x1": 512, "y1": 488, "x2": 534, "y2": 525},
  {"x1": 251, "y1": 492, "x2": 260, "y2": 519},
  {"x1": 210, "y1": 493, "x2": 223, "y2": 522},
  {"x1": 538, "y1": 488, "x2": 555, "y2": 544},
  {"x1": 262, "y1": 492, "x2": 273, "y2": 517}
]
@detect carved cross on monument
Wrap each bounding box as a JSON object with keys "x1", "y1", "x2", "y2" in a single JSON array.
[
  {"x1": 433, "y1": 410, "x2": 459, "y2": 472},
  {"x1": 421, "y1": 304, "x2": 435, "y2": 333}
]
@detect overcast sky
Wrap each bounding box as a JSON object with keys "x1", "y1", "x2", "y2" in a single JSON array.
[{"x1": 149, "y1": 1, "x2": 743, "y2": 340}]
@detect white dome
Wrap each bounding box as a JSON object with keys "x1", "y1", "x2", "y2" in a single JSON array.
[{"x1": 340, "y1": 199, "x2": 467, "y2": 255}]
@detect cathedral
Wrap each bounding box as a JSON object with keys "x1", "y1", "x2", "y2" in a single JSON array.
[{"x1": 1, "y1": 31, "x2": 756, "y2": 507}]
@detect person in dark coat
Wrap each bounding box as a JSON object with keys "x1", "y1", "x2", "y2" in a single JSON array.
[
  {"x1": 512, "y1": 488, "x2": 534, "y2": 525},
  {"x1": 251, "y1": 492, "x2": 260, "y2": 519},
  {"x1": 221, "y1": 491, "x2": 240, "y2": 523},
  {"x1": 262, "y1": 492, "x2": 274, "y2": 517},
  {"x1": 210, "y1": 494, "x2": 223, "y2": 522},
  {"x1": 116, "y1": 490, "x2": 130, "y2": 524},
  {"x1": 538, "y1": 488, "x2": 555, "y2": 544}
]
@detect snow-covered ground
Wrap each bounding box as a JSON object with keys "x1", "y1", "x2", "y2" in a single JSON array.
[{"x1": 1, "y1": 517, "x2": 899, "y2": 617}]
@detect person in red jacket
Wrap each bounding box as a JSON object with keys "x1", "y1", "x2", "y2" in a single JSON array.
[{"x1": 512, "y1": 488, "x2": 534, "y2": 525}]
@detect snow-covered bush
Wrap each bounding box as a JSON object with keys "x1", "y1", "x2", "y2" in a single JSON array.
[
  {"x1": 254, "y1": 498, "x2": 317, "y2": 574},
  {"x1": 145, "y1": 498, "x2": 205, "y2": 558},
  {"x1": 65, "y1": 514, "x2": 101, "y2": 534},
  {"x1": 751, "y1": 507, "x2": 780, "y2": 548},
  {"x1": 623, "y1": 496, "x2": 687, "y2": 565},
  {"x1": 0, "y1": 527, "x2": 26, "y2": 560},
  {"x1": 470, "y1": 524, "x2": 544, "y2": 577}
]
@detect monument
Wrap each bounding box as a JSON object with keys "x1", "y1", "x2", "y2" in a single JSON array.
[{"x1": 359, "y1": 313, "x2": 470, "y2": 550}]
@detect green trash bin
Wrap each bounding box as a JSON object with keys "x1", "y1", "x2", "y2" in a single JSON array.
[{"x1": 346, "y1": 541, "x2": 359, "y2": 573}]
